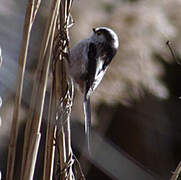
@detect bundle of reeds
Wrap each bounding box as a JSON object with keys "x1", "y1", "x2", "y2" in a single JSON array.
[{"x1": 5, "y1": 0, "x2": 84, "y2": 179}]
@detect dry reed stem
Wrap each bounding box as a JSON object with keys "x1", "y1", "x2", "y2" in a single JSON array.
[
  {"x1": 54, "y1": 50, "x2": 68, "y2": 180},
  {"x1": 20, "y1": 0, "x2": 61, "y2": 179},
  {"x1": 171, "y1": 161, "x2": 181, "y2": 180},
  {"x1": 42, "y1": 1, "x2": 62, "y2": 179},
  {"x1": 32, "y1": 0, "x2": 41, "y2": 22},
  {"x1": 6, "y1": 0, "x2": 41, "y2": 179},
  {"x1": 43, "y1": 81, "x2": 57, "y2": 180},
  {"x1": 52, "y1": 0, "x2": 75, "y2": 179}
]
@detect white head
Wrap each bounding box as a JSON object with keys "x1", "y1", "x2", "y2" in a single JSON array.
[{"x1": 90, "y1": 27, "x2": 119, "y2": 49}]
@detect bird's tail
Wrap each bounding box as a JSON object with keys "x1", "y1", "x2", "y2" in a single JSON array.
[{"x1": 83, "y1": 94, "x2": 91, "y2": 153}]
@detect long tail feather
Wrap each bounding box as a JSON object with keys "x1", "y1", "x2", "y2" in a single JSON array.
[{"x1": 83, "y1": 95, "x2": 91, "y2": 153}]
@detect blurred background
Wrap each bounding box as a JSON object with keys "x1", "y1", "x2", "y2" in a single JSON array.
[{"x1": 1, "y1": 0, "x2": 181, "y2": 179}]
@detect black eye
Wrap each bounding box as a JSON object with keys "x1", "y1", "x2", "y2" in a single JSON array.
[{"x1": 97, "y1": 31, "x2": 101, "y2": 35}]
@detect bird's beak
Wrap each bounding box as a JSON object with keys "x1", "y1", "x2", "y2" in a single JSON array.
[{"x1": 92, "y1": 28, "x2": 96, "y2": 33}]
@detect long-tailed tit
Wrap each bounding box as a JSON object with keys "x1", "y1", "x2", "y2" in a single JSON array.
[{"x1": 68, "y1": 27, "x2": 119, "y2": 152}]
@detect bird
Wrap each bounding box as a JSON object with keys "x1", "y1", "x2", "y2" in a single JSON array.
[{"x1": 67, "y1": 27, "x2": 119, "y2": 152}]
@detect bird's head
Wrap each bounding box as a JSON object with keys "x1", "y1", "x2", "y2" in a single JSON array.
[{"x1": 91, "y1": 27, "x2": 119, "y2": 49}]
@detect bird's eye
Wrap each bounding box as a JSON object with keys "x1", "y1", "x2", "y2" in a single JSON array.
[{"x1": 96, "y1": 31, "x2": 101, "y2": 36}]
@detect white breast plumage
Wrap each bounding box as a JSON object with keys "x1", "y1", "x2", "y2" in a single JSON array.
[{"x1": 92, "y1": 58, "x2": 106, "y2": 91}]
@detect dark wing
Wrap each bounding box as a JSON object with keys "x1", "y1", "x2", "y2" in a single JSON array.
[
  {"x1": 102, "y1": 45, "x2": 117, "y2": 70},
  {"x1": 83, "y1": 42, "x2": 97, "y2": 153},
  {"x1": 85, "y1": 42, "x2": 97, "y2": 95}
]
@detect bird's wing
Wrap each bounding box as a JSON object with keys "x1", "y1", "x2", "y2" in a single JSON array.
[
  {"x1": 83, "y1": 43, "x2": 115, "y2": 152},
  {"x1": 86, "y1": 43, "x2": 98, "y2": 93},
  {"x1": 83, "y1": 42, "x2": 97, "y2": 153},
  {"x1": 102, "y1": 44, "x2": 117, "y2": 70}
]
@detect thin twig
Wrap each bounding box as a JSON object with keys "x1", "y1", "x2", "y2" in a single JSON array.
[
  {"x1": 171, "y1": 161, "x2": 181, "y2": 180},
  {"x1": 166, "y1": 40, "x2": 181, "y2": 66},
  {"x1": 73, "y1": 155, "x2": 86, "y2": 180},
  {"x1": 32, "y1": 0, "x2": 41, "y2": 22}
]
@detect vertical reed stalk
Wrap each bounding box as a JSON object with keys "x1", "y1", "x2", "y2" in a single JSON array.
[
  {"x1": 42, "y1": 80, "x2": 57, "y2": 180},
  {"x1": 53, "y1": 0, "x2": 75, "y2": 179},
  {"x1": 6, "y1": 0, "x2": 41, "y2": 179},
  {"x1": 42, "y1": 1, "x2": 62, "y2": 179},
  {"x1": 20, "y1": 0, "x2": 61, "y2": 179}
]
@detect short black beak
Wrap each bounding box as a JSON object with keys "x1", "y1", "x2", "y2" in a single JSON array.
[{"x1": 92, "y1": 28, "x2": 96, "y2": 33}]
